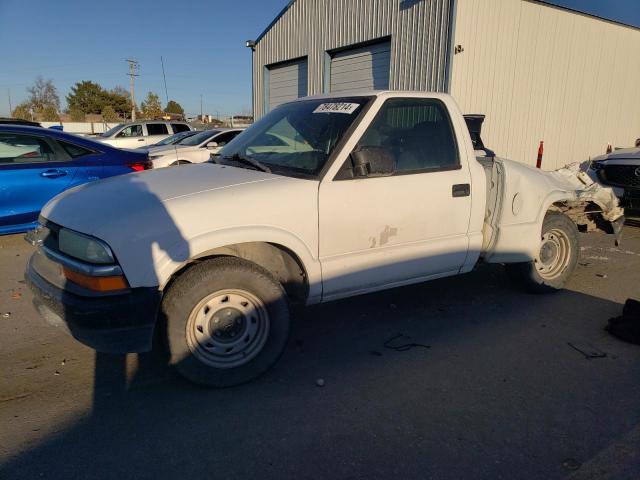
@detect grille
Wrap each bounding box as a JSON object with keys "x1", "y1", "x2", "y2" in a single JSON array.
[{"x1": 599, "y1": 165, "x2": 640, "y2": 188}]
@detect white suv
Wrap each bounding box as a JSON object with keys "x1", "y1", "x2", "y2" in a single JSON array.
[{"x1": 96, "y1": 121, "x2": 193, "y2": 149}]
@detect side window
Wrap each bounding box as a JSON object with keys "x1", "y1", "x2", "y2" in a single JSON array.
[
  {"x1": 58, "y1": 141, "x2": 94, "y2": 159},
  {"x1": 171, "y1": 123, "x2": 190, "y2": 133},
  {"x1": 147, "y1": 123, "x2": 169, "y2": 135},
  {"x1": 0, "y1": 133, "x2": 56, "y2": 165},
  {"x1": 212, "y1": 131, "x2": 241, "y2": 147},
  {"x1": 356, "y1": 98, "x2": 459, "y2": 174},
  {"x1": 117, "y1": 125, "x2": 143, "y2": 137}
]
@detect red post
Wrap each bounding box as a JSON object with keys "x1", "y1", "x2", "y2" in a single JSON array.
[{"x1": 536, "y1": 141, "x2": 544, "y2": 169}]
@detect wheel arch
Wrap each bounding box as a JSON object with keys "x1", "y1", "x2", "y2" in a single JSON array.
[
  {"x1": 162, "y1": 241, "x2": 310, "y2": 304},
  {"x1": 548, "y1": 199, "x2": 620, "y2": 235}
]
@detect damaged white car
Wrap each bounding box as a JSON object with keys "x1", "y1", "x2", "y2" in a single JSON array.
[{"x1": 25, "y1": 91, "x2": 624, "y2": 387}]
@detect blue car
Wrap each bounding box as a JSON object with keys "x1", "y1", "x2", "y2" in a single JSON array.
[{"x1": 0, "y1": 125, "x2": 150, "y2": 235}]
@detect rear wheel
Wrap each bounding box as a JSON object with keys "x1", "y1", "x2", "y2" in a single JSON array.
[
  {"x1": 505, "y1": 211, "x2": 579, "y2": 293},
  {"x1": 161, "y1": 257, "x2": 290, "y2": 387}
]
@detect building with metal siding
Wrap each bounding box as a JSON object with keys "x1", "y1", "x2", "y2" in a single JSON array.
[
  {"x1": 250, "y1": 0, "x2": 640, "y2": 169},
  {"x1": 251, "y1": 0, "x2": 453, "y2": 117}
]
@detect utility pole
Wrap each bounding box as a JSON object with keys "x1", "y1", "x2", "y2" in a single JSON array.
[
  {"x1": 7, "y1": 88, "x2": 12, "y2": 115},
  {"x1": 126, "y1": 59, "x2": 139, "y2": 121},
  {"x1": 200, "y1": 94, "x2": 203, "y2": 122}
]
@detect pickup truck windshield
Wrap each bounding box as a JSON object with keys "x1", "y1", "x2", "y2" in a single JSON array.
[
  {"x1": 100, "y1": 124, "x2": 125, "y2": 137},
  {"x1": 218, "y1": 97, "x2": 371, "y2": 177}
]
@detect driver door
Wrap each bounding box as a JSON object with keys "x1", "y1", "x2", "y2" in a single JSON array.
[
  {"x1": 318, "y1": 98, "x2": 472, "y2": 300},
  {"x1": 0, "y1": 132, "x2": 80, "y2": 232},
  {"x1": 115, "y1": 124, "x2": 145, "y2": 148}
]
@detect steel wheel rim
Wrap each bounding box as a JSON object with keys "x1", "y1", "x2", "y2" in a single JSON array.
[
  {"x1": 186, "y1": 289, "x2": 270, "y2": 369},
  {"x1": 535, "y1": 228, "x2": 572, "y2": 280}
]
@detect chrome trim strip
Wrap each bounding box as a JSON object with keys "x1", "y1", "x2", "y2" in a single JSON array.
[{"x1": 41, "y1": 246, "x2": 123, "y2": 277}]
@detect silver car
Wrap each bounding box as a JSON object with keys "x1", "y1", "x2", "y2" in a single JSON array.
[
  {"x1": 96, "y1": 121, "x2": 193, "y2": 149},
  {"x1": 587, "y1": 147, "x2": 640, "y2": 212}
]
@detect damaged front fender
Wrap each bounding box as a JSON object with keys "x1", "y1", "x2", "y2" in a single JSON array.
[{"x1": 547, "y1": 163, "x2": 625, "y2": 244}]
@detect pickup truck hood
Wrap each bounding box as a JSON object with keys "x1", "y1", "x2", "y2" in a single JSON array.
[
  {"x1": 42, "y1": 164, "x2": 284, "y2": 232},
  {"x1": 41, "y1": 164, "x2": 319, "y2": 286}
]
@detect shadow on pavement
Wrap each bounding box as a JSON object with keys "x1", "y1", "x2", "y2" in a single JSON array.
[{"x1": 3, "y1": 262, "x2": 640, "y2": 480}]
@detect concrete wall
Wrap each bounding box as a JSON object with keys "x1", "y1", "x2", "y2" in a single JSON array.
[
  {"x1": 252, "y1": 0, "x2": 453, "y2": 118},
  {"x1": 40, "y1": 122, "x2": 120, "y2": 134},
  {"x1": 450, "y1": 0, "x2": 640, "y2": 169}
]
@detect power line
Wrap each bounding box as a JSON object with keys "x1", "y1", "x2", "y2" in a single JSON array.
[
  {"x1": 126, "y1": 59, "x2": 139, "y2": 121},
  {"x1": 160, "y1": 56, "x2": 169, "y2": 106}
]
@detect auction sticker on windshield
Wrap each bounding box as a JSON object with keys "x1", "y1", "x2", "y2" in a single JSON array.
[{"x1": 313, "y1": 103, "x2": 360, "y2": 114}]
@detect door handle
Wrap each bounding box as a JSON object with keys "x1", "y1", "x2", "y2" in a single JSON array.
[
  {"x1": 40, "y1": 169, "x2": 67, "y2": 179},
  {"x1": 452, "y1": 183, "x2": 470, "y2": 197},
  {"x1": 138, "y1": 138, "x2": 145, "y2": 142}
]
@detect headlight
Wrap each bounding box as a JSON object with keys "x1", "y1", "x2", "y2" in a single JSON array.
[{"x1": 58, "y1": 229, "x2": 115, "y2": 264}]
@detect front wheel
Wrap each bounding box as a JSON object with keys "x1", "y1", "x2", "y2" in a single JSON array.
[
  {"x1": 161, "y1": 257, "x2": 290, "y2": 387},
  {"x1": 505, "y1": 211, "x2": 579, "y2": 293}
]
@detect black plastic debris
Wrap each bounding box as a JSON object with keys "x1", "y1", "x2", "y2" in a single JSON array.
[
  {"x1": 606, "y1": 299, "x2": 640, "y2": 345},
  {"x1": 561, "y1": 458, "x2": 581, "y2": 471},
  {"x1": 384, "y1": 334, "x2": 430, "y2": 352}
]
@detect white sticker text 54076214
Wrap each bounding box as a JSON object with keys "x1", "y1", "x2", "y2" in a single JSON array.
[{"x1": 312, "y1": 103, "x2": 360, "y2": 114}]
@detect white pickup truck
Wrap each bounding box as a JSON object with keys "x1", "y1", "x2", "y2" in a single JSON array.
[{"x1": 26, "y1": 91, "x2": 624, "y2": 387}]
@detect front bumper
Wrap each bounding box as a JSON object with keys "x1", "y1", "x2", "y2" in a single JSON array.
[{"x1": 26, "y1": 255, "x2": 161, "y2": 353}]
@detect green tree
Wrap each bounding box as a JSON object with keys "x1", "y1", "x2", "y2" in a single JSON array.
[
  {"x1": 66, "y1": 80, "x2": 107, "y2": 115},
  {"x1": 104, "y1": 86, "x2": 130, "y2": 118},
  {"x1": 68, "y1": 107, "x2": 86, "y2": 122},
  {"x1": 40, "y1": 105, "x2": 60, "y2": 121},
  {"x1": 165, "y1": 100, "x2": 184, "y2": 115},
  {"x1": 12, "y1": 102, "x2": 32, "y2": 120},
  {"x1": 101, "y1": 105, "x2": 119, "y2": 122},
  {"x1": 140, "y1": 92, "x2": 163, "y2": 119},
  {"x1": 27, "y1": 76, "x2": 60, "y2": 112}
]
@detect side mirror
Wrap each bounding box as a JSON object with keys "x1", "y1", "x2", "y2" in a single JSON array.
[
  {"x1": 350, "y1": 146, "x2": 396, "y2": 177},
  {"x1": 206, "y1": 141, "x2": 219, "y2": 149}
]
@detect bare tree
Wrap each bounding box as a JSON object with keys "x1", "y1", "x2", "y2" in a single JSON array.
[{"x1": 27, "y1": 76, "x2": 60, "y2": 112}]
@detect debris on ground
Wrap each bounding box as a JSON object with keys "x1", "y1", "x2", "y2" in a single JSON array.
[
  {"x1": 595, "y1": 273, "x2": 608, "y2": 278},
  {"x1": 2, "y1": 312, "x2": 11, "y2": 318},
  {"x1": 567, "y1": 342, "x2": 607, "y2": 359},
  {"x1": 315, "y1": 378, "x2": 325, "y2": 387},
  {"x1": 606, "y1": 299, "x2": 640, "y2": 345},
  {"x1": 384, "y1": 334, "x2": 431, "y2": 352},
  {"x1": 10, "y1": 291, "x2": 22, "y2": 299},
  {"x1": 561, "y1": 458, "x2": 581, "y2": 471}
]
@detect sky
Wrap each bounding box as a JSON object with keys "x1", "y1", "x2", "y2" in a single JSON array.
[{"x1": 0, "y1": 0, "x2": 638, "y2": 118}]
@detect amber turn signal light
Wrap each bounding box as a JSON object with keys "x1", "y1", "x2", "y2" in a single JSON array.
[{"x1": 63, "y1": 268, "x2": 128, "y2": 292}]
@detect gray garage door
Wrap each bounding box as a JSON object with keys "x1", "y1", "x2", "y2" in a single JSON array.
[
  {"x1": 330, "y1": 40, "x2": 391, "y2": 92},
  {"x1": 268, "y1": 59, "x2": 308, "y2": 111}
]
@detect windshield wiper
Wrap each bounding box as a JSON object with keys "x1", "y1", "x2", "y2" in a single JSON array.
[{"x1": 222, "y1": 153, "x2": 271, "y2": 173}]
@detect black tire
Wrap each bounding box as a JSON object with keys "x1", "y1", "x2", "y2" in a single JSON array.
[
  {"x1": 505, "y1": 211, "x2": 579, "y2": 293},
  {"x1": 170, "y1": 160, "x2": 191, "y2": 166},
  {"x1": 160, "y1": 257, "x2": 290, "y2": 387}
]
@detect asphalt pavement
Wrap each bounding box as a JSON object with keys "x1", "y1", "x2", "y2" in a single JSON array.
[{"x1": 1, "y1": 228, "x2": 639, "y2": 479}]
